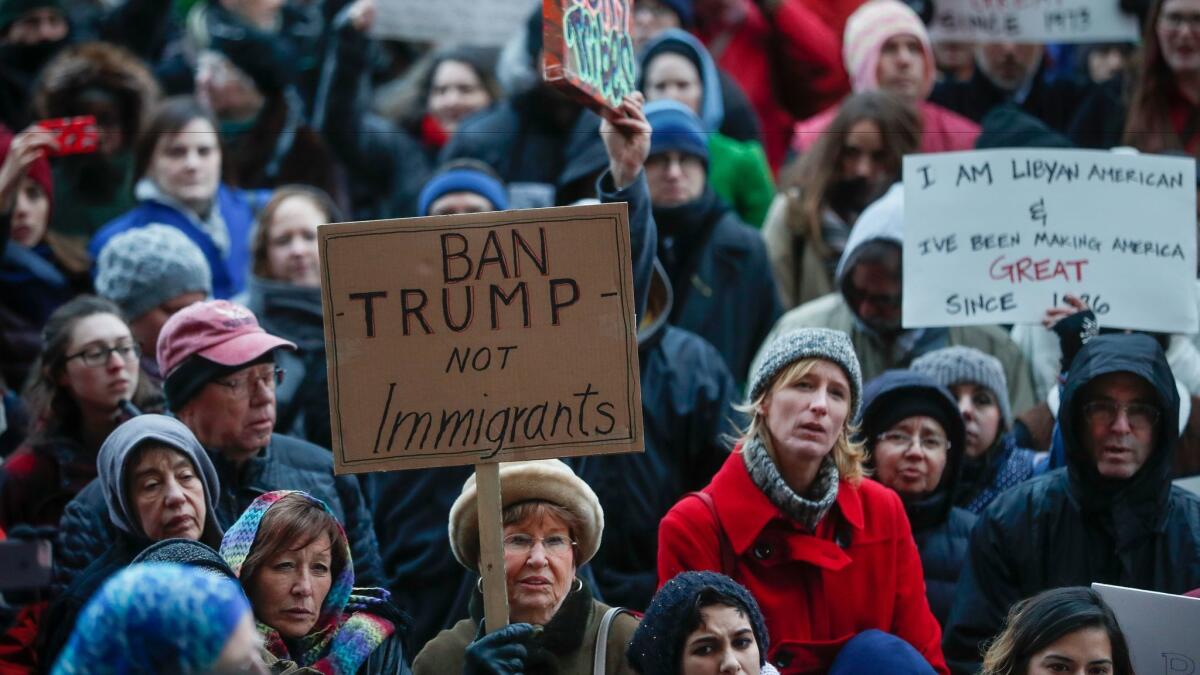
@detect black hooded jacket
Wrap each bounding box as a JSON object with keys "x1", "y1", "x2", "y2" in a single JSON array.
[
  {"x1": 942, "y1": 334, "x2": 1200, "y2": 675},
  {"x1": 859, "y1": 370, "x2": 975, "y2": 626}
]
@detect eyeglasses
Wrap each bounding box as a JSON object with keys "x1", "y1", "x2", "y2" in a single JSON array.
[
  {"x1": 1161, "y1": 11, "x2": 1200, "y2": 31},
  {"x1": 64, "y1": 343, "x2": 141, "y2": 367},
  {"x1": 502, "y1": 534, "x2": 575, "y2": 557},
  {"x1": 876, "y1": 431, "x2": 951, "y2": 453},
  {"x1": 212, "y1": 367, "x2": 285, "y2": 398},
  {"x1": 1083, "y1": 401, "x2": 1160, "y2": 431}
]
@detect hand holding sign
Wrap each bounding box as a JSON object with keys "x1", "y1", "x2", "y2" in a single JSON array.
[
  {"x1": 543, "y1": 0, "x2": 636, "y2": 120},
  {"x1": 601, "y1": 92, "x2": 650, "y2": 190}
]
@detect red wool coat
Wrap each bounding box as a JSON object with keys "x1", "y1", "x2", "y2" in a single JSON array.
[{"x1": 657, "y1": 449, "x2": 949, "y2": 675}]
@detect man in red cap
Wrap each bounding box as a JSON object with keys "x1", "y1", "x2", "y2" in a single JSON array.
[{"x1": 53, "y1": 300, "x2": 382, "y2": 591}]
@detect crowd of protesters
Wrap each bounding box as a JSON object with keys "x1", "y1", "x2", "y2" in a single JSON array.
[{"x1": 0, "y1": 0, "x2": 1199, "y2": 672}]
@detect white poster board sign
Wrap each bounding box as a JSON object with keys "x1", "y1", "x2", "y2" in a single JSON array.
[
  {"x1": 372, "y1": 0, "x2": 538, "y2": 46},
  {"x1": 903, "y1": 149, "x2": 1197, "y2": 334},
  {"x1": 929, "y1": 0, "x2": 1140, "y2": 43}
]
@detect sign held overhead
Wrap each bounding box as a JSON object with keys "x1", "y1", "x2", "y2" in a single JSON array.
[
  {"x1": 319, "y1": 203, "x2": 645, "y2": 474},
  {"x1": 903, "y1": 149, "x2": 1197, "y2": 334},
  {"x1": 542, "y1": 0, "x2": 636, "y2": 119}
]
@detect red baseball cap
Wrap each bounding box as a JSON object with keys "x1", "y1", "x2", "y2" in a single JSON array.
[{"x1": 156, "y1": 300, "x2": 296, "y2": 377}]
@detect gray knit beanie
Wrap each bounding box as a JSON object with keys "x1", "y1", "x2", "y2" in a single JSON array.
[
  {"x1": 95, "y1": 225, "x2": 212, "y2": 321},
  {"x1": 910, "y1": 346, "x2": 1012, "y2": 427},
  {"x1": 748, "y1": 328, "x2": 863, "y2": 418}
]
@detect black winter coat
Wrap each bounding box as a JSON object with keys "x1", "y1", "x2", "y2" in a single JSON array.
[
  {"x1": 914, "y1": 507, "x2": 975, "y2": 626},
  {"x1": 655, "y1": 191, "x2": 781, "y2": 386},
  {"x1": 859, "y1": 370, "x2": 972, "y2": 628},
  {"x1": 320, "y1": 24, "x2": 433, "y2": 219},
  {"x1": 929, "y1": 61, "x2": 1092, "y2": 134},
  {"x1": 53, "y1": 433, "x2": 383, "y2": 592},
  {"x1": 246, "y1": 276, "x2": 332, "y2": 450},
  {"x1": 942, "y1": 334, "x2": 1200, "y2": 675}
]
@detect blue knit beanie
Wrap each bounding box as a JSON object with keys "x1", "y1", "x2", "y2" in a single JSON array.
[
  {"x1": 418, "y1": 168, "x2": 509, "y2": 216},
  {"x1": 646, "y1": 99, "x2": 708, "y2": 164},
  {"x1": 628, "y1": 571, "x2": 769, "y2": 675}
]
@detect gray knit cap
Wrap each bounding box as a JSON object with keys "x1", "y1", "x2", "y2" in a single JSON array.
[
  {"x1": 910, "y1": 346, "x2": 1012, "y2": 427},
  {"x1": 95, "y1": 224, "x2": 212, "y2": 321},
  {"x1": 748, "y1": 328, "x2": 863, "y2": 418}
]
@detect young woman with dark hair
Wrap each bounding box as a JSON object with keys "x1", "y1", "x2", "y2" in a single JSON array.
[
  {"x1": 89, "y1": 96, "x2": 260, "y2": 299},
  {"x1": 0, "y1": 295, "x2": 157, "y2": 530},
  {"x1": 981, "y1": 587, "x2": 1134, "y2": 675}
]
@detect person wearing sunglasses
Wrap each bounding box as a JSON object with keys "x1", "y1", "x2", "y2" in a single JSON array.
[
  {"x1": 857, "y1": 369, "x2": 971, "y2": 626},
  {"x1": 0, "y1": 295, "x2": 157, "y2": 532},
  {"x1": 944, "y1": 333, "x2": 1200, "y2": 675},
  {"x1": 53, "y1": 299, "x2": 383, "y2": 596}
]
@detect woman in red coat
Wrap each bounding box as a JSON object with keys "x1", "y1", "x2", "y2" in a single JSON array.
[{"x1": 657, "y1": 327, "x2": 948, "y2": 675}]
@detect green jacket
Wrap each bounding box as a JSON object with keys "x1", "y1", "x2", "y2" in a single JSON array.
[
  {"x1": 708, "y1": 133, "x2": 774, "y2": 229},
  {"x1": 754, "y1": 293, "x2": 1038, "y2": 416},
  {"x1": 413, "y1": 593, "x2": 639, "y2": 675}
]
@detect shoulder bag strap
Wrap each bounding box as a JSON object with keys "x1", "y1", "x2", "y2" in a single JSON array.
[
  {"x1": 686, "y1": 491, "x2": 735, "y2": 575},
  {"x1": 594, "y1": 606, "x2": 630, "y2": 675}
]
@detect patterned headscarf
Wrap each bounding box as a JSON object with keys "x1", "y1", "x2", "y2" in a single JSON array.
[
  {"x1": 51, "y1": 563, "x2": 250, "y2": 674},
  {"x1": 219, "y1": 490, "x2": 394, "y2": 675}
]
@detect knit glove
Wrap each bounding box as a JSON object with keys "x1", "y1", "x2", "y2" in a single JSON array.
[{"x1": 463, "y1": 623, "x2": 538, "y2": 675}]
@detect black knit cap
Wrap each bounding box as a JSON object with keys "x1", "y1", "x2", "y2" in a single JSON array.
[
  {"x1": 132, "y1": 538, "x2": 238, "y2": 581},
  {"x1": 163, "y1": 352, "x2": 275, "y2": 412},
  {"x1": 628, "y1": 571, "x2": 769, "y2": 675}
]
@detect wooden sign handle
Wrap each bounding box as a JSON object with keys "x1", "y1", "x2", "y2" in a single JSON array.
[{"x1": 475, "y1": 462, "x2": 510, "y2": 634}]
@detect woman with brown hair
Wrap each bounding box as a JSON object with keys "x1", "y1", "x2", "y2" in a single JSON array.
[
  {"x1": 220, "y1": 490, "x2": 409, "y2": 674},
  {"x1": 980, "y1": 587, "x2": 1134, "y2": 675},
  {"x1": 1122, "y1": 0, "x2": 1200, "y2": 154},
  {"x1": 245, "y1": 184, "x2": 340, "y2": 448},
  {"x1": 89, "y1": 96, "x2": 259, "y2": 300},
  {"x1": 0, "y1": 295, "x2": 157, "y2": 531},
  {"x1": 761, "y1": 91, "x2": 920, "y2": 309}
]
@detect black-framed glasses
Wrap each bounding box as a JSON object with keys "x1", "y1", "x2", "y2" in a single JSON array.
[
  {"x1": 876, "y1": 431, "x2": 951, "y2": 453},
  {"x1": 1083, "y1": 401, "x2": 1160, "y2": 431},
  {"x1": 212, "y1": 366, "x2": 285, "y2": 398},
  {"x1": 64, "y1": 343, "x2": 141, "y2": 368}
]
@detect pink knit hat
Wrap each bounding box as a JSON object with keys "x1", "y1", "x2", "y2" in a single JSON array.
[{"x1": 843, "y1": 0, "x2": 935, "y2": 98}]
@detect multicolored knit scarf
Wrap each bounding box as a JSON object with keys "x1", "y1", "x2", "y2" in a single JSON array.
[{"x1": 219, "y1": 490, "x2": 395, "y2": 675}]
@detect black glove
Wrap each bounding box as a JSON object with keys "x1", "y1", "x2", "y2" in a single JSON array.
[{"x1": 463, "y1": 622, "x2": 537, "y2": 675}]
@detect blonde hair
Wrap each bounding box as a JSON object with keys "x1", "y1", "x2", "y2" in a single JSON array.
[{"x1": 737, "y1": 358, "x2": 868, "y2": 485}]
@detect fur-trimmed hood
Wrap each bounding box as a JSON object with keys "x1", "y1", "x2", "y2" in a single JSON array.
[{"x1": 33, "y1": 41, "x2": 160, "y2": 139}]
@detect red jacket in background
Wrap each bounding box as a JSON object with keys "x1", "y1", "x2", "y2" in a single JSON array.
[
  {"x1": 657, "y1": 448, "x2": 949, "y2": 675},
  {"x1": 694, "y1": 0, "x2": 850, "y2": 171}
]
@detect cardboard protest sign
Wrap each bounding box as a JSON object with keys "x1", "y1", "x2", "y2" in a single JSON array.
[
  {"x1": 371, "y1": 0, "x2": 537, "y2": 46},
  {"x1": 319, "y1": 203, "x2": 644, "y2": 475},
  {"x1": 903, "y1": 149, "x2": 1197, "y2": 334},
  {"x1": 929, "y1": 0, "x2": 1140, "y2": 43},
  {"x1": 542, "y1": 0, "x2": 636, "y2": 118}
]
